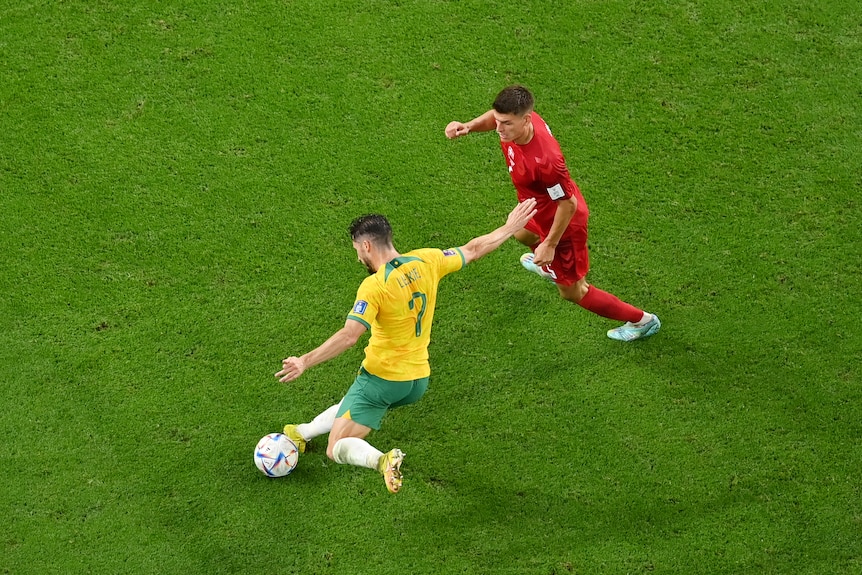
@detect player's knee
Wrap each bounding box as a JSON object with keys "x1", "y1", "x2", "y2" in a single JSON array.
[
  {"x1": 326, "y1": 440, "x2": 338, "y2": 461},
  {"x1": 559, "y1": 282, "x2": 588, "y2": 303},
  {"x1": 513, "y1": 229, "x2": 540, "y2": 247},
  {"x1": 560, "y1": 291, "x2": 582, "y2": 303}
]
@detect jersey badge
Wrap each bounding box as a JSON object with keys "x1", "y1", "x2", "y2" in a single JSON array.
[
  {"x1": 547, "y1": 183, "x2": 565, "y2": 200},
  {"x1": 352, "y1": 300, "x2": 368, "y2": 315},
  {"x1": 443, "y1": 249, "x2": 457, "y2": 257}
]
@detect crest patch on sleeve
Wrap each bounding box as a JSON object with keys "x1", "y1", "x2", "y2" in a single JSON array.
[
  {"x1": 352, "y1": 300, "x2": 368, "y2": 315},
  {"x1": 547, "y1": 183, "x2": 565, "y2": 200}
]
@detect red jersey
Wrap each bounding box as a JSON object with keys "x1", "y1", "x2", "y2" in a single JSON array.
[{"x1": 500, "y1": 112, "x2": 589, "y2": 239}]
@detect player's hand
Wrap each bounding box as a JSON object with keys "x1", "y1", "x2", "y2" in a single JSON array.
[
  {"x1": 445, "y1": 121, "x2": 470, "y2": 139},
  {"x1": 276, "y1": 357, "x2": 306, "y2": 383},
  {"x1": 533, "y1": 242, "x2": 556, "y2": 267},
  {"x1": 506, "y1": 198, "x2": 537, "y2": 230}
]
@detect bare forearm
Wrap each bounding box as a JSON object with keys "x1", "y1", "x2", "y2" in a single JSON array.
[
  {"x1": 544, "y1": 198, "x2": 577, "y2": 247},
  {"x1": 461, "y1": 198, "x2": 537, "y2": 264},
  {"x1": 300, "y1": 327, "x2": 360, "y2": 370},
  {"x1": 277, "y1": 320, "x2": 366, "y2": 383},
  {"x1": 462, "y1": 226, "x2": 516, "y2": 263},
  {"x1": 466, "y1": 110, "x2": 497, "y2": 133}
]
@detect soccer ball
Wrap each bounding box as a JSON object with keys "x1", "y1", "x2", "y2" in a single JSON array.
[{"x1": 253, "y1": 433, "x2": 299, "y2": 477}]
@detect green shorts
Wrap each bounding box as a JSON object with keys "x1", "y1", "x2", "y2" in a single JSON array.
[{"x1": 336, "y1": 367, "x2": 429, "y2": 430}]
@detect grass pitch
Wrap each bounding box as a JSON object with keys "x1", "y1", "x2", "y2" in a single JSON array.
[{"x1": 1, "y1": 1, "x2": 859, "y2": 574}]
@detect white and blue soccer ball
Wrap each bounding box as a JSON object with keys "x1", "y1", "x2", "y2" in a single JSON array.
[{"x1": 254, "y1": 433, "x2": 299, "y2": 477}]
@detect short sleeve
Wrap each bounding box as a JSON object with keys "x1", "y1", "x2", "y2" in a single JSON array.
[
  {"x1": 438, "y1": 247, "x2": 466, "y2": 276},
  {"x1": 347, "y1": 277, "x2": 379, "y2": 329}
]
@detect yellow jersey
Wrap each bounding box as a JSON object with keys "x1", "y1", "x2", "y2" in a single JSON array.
[{"x1": 346, "y1": 247, "x2": 465, "y2": 381}]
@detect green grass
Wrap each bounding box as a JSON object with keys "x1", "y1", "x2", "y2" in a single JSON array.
[{"x1": 1, "y1": 1, "x2": 860, "y2": 573}]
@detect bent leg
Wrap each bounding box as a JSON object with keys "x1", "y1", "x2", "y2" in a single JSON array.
[
  {"x1": 513, "y1": 228, "x2": 540, "y2": 249},
  {"x1": 327, "y1": 417, "x2": 374, "y2": 462},
  {"x1": 324, "y1": 370, "x2": 415, "y2": 491},
  {"x1": 566, "y1": 279, "x2": 644, "y2": 323},
  {"x1": 557, "y1": 277, "x2": 591, "y2": 304},
  {"x1": 328, "y1": 419, "x2": 404, "y2": 493}
]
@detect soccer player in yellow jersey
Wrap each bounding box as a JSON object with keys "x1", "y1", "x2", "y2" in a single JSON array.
[{"x1": 275, "y1": 198, "x2": 537, "y2": 493}]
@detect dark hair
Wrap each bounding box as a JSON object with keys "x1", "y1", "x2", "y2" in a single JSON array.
[
  {"x1": 493, "y1": 85, "x2": 534, "y2": 116},
  {"x1": 349, "y1": 214, "x2": 393, "y2": 247}
]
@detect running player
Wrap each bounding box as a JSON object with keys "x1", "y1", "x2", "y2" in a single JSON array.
[
  {"x1": 445, "y1": 85, "x2": 660, "y2": 342},
  {"x1": 276, "y1": 198, "x2": 537, "y2": 493}
]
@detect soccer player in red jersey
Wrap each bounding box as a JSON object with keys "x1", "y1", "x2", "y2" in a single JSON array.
[{"x1": 445, "y1": 85, "x2": 660, "y2": 341}]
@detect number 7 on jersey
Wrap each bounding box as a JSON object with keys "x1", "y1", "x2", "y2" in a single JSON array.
[{"x1": 409, "y1": 292, "x2": 427, "y2": 337}]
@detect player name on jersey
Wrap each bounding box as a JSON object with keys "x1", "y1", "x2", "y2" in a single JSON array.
[{"x1": 396, "y1": 268, "x2": 422, "y2": 288}]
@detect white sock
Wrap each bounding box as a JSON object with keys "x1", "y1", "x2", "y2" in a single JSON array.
[
  {"x1": 635, "y1": 312, "x2": 652, "y2": 326},
  {"x1": 332, "y1": 437, "x2": 384, "y2": 470},
  {"x1": 296, "y1": 402, "x2": 341, "y2": 440}
]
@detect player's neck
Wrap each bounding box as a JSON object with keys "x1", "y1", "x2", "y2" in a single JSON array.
[{"x1": 372, "y1": 249, "x2": 401, "y2": 272}]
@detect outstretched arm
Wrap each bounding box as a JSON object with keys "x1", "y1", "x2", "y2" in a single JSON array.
[
  {"x1": 445, "y1": 109, "x2": 497, "y2": 139},
  {"x1": 459, "y1": 198, "x2": 537, "y2": 265},
  {"x1": 275, "y1": 319, "x2": 367, "y2": 383}
]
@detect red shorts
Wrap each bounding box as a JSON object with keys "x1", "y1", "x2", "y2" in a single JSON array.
[{"x1": 525, "y1": 219, "x2": 590, "y2": 287}]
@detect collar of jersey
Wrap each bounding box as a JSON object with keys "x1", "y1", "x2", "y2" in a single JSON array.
[{"x1": 384, "y1": 256, "x2": 424, "y2": 282}]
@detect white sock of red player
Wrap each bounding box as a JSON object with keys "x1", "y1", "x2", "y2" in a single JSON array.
[{"x1": 635, "y1": 312, "x2": 654, "y2": 326}]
